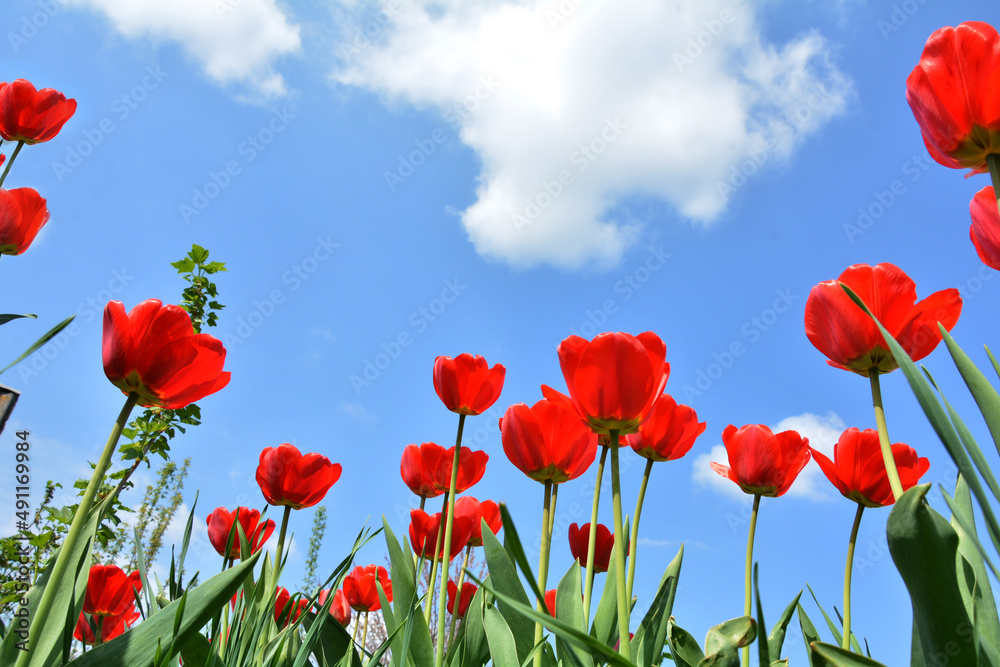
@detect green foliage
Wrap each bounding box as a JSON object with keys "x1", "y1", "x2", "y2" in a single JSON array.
[
  {"x1": 302, "y1": 506, "x2": 329, "y2": 592},
  {"x1": 171, "y1": 243, "x2": 227, "y2": 333}
]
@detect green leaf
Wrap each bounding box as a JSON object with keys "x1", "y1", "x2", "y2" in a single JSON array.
[
  {"x1": 483, "y1": 605, "x2": 520, "y2": 667},
  {"x1": 886, "y1": 484, "x2": 977, "y2": 667},
  {"x1": 303, "y1": 612, "x2": 362, "y2": 667},
  {"x1": 631, "y1": 544, "x2": 682, "y2": 666},
  {"x1": 805, "y1": 584, "x2": 843, "y2": 648},
  {"x1": 767, "y1": 590, "x2": 802, "y2": 660},
  {"x1": 703, "y1": 616, "x2": 755, "y2": 662},
  {"x1": 0, "y1": 313, "x2": 36, "y2": 325},
  {"x1": 755, "y1": 566, "x2": 770, "y2": 667},
  {"x1": 482, "y1": 517, "x2": 535, "y2": 663},
  {"x1": 178, "y1": 631, "x2": 213, "y2": 667},
  {"x1": 665, "y1": 620, "x2": 703, "y2": 667},
  {"x1": 554, "y1": 560, "x2": 592, "y2": 667},
  {"x1": 68, "y1": 550, "x2": 261, "y2": 666},
  {"x1": 797, "y1": 604, "x2": 821, "y2": 667},
  {"x1": 0, "y1": 315, "x2": 74, "y2": 375},
  {"x1": 941, "y1": 328, "x2": 1000, "y2": 460},
  {"x1": 461, "y1": 579, "x2": 490, "y2": 667},
  {"x1": 808, "y1": 641, "x2": 888, "y2": 666},
  {"x1": 591, "y1": 554, "x2": 619, "y2": 648}
]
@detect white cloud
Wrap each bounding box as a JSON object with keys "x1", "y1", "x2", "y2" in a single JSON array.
[
  {"x1": 693, "y1": 412, "x2": 845, "y2": 501},
  {"x1": 331, "y1": 0, "x2": 850, "y2": 269},
  {"x1": 64, "y1": 0, "x2": 301, "y2": 97}
]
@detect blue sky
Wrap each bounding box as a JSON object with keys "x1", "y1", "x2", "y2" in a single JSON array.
[{"x1": 2, "y1": 0, "x2": 999, "y2": 660}]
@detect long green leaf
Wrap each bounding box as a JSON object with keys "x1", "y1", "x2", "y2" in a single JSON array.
[
  {"x1": 0, "y1": 315, "x2": 74, "y2": 375},
  {"x1": 590, "y1": 551, "x2": 619, "y2": 647},
  {"x1": 482, "y1": 518, "x2": 535, "y2": 663},
  {"x1": 767, "y1": 591, "x2": 802, "y2": 659},
  {"x1": 484, "y1": 605, "x2": 520, "y2": 667},
  {"x1": 941, "y1": 328, "x2": 1000, "y2": 459},
  {"x1": 809, "y1": 642, "x2": 888, "y2": 666},
  {"x1": 631, "y1": 545, "x2": 682, "y2": 667},
  {"x1": 554, "y1": 560, "x2": 592, "y2": 667},
  {"x1": 797, "y1": 604, "x2": 821, "y2": 667},
  {"x1": 755, "y1": 566, "x2": 770, "y2": 667},
  {"x1": 68, "y1": 550, "x2": 261, "y2": 666},
  {"x1": 0, "y1": 313, "x2": 36, "y2": 325},
  {"x1": 665, "y1": 619, "x2": 703, "y2": 667}
]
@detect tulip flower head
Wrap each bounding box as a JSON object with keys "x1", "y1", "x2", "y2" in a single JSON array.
[
  {"x1": 501, "y1": 395, "x2": 597, "y2": 483},
  {"x1": 205, "y1": 506, "x2": 275, "y2": 559},
  {"x1": 82, "y1": 564, "x2": 142, "y2": 619},
  {"x1": 433, "y1": 353, "x2": 506, "y2": 415},
  {"x1": 0, "y1": 79, "x2": 76, "y2": 144},
  {"x1": 626, "y1": 394, "x2": 706, "y2": 462},
  {"x1": 400, "y1": 442, "x2": 448, "y2": 500},
  {"x1": 318, "y1": 588, "x2": 352, "y2": 626},
  {"x1": 906, "y1": 22, "x2": 1000, "y2": 174},
  {"x1": 256, "y1": 444, "x2": 342, "y2": 509},
  {"x1": 971, "y1": 186, "x2": 1000, "y2": 271},
  {"x1": 544, "y1": 589, "x2": 557, "y2": 616},
  {"x1": 454, "y1": 496, "x2": 503, "y2": 547},
  {"x1": 447, "y1": 580, "x2": 478, "y2": 618},
  {"x1": 555, "y1": 331, "x2": 669, "y2": 435},
  {"x1": 409, "y1": 508, "x2": 473, "y2": 561},
  {"x1": 804, "y1": 263, "x2": 962, "y2": 377},
  {"x1": 274, "y1": 587, "x2": 309, "y2": 627},
  {"x1": 0, "y1": 187, "x2": 48, "y2": 256},
  {"x1": 711, "y1": 424, "x2": 810, "y2": 497},
  {"x1": 568, "y1": 523, "x2": 623, "y2": 574},
  {"x1": 103, "y1": 299, "x2": 232, "y2": 408},
  {"x1": 74, "y1": 608, "x2": 139, "y2": 646},
  {"x1": 343, "y1": 564, "x2": 393, "y2": 612},
  {"x1": 812, "y1": 428, "x2": 929, "y2": 507}
]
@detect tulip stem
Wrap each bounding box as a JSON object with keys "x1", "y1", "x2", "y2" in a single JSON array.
[
  {"x1": 352, "y1": 611, "x2": 361, "y2": 645},
  {"x1": 988, "y1": 154, "x2": 1000, "y2": 218},
  {"x1": 413, "y1": 497, "x2": 428, "y2": 571},
  {"x1": 870, "y1": 372, "x2": 904, "y2": 501},
  {"x1": 534, "y1": 480, "x2": 554, "y2": 667},
  {"x1": 546, "y1": 482, "x2": 559, "y2": 577},
  {"x1": 742, "y1": 494, "x2": 761, "y2": 667},
  {"x1": 0, "y1": 140, "x2": 24, "y2": 189},
  {"x1": 448, "y1": 546, "x2": 472, "y2": 648},
  {"x1": 361, "y1": 611, "x2": 370, "y2": 654},
  {"x1": 843, "y1": 503, "x2": 864, "y2": 651},
  {"x1": 273, "y1": 505, "x2": 292, "y2": 581},
  {"x1": 16, "y1": 393, "x2": 137, "y2": 667},
  {"x1": 610, "y1": 433, "x2": 632, "y2": 660},
  {"x1": 626, "y1": 458, "x2": 653, "y2": 602},
  {"x1": 582, "y1": 445, "x2": 609, "y2": 625},
  {"x1": 435, "y1": 413, "x2": 466, "y2": 667}
]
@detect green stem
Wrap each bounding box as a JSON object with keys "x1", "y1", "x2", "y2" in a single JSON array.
[
  {"x1": 582, "y1": 445, "x2": 609, "y2": 624},
  {"x1": 273, "y1": 505, "x2": 292, "y2": 580},
  {"x1": 742, "y1": 494, "x2": 761, "y2": 667},
  {"x1": 545, "y1": 482, "x2": 559, "y2": 577},
  {"x1": 842, "y1": 503, "x2": 865, "y2": 651},
  {"x1": 435, "y1": 413, "x2": 466, "y2": 667},
  {"x1": 361, "y1": 610, "x2": 370, "y2": 654},
  {"x1": 534, "y1": 480, "x2": 554, "y2": 667},
  {"x1": 870, "y1": 372, "x2": 904, "y2": 501},
  {"x1": 0, "y1": 141, "x2": 24, "y2": 189},
  {"x1": 610, "y1": 433, "x2": 631, "y2": 660},
  {"x1": 413, "y1": 495, "x2": 428, "y2": 572},
  {"x1": 424, "y1": 494, "x2": 448, "y2": 623},
  {"x1": 448, "y1": 546, "x2": 472, "y2": 648},
  {"x1": 626, "y1": 458, "x2": 654, "y2": 602},
  {"x1": 352, "y1": 610, "x2": 361, "y2": 645},
  {"x1": 16, "y1": 394, "x2": 137, "y2": 666},
  {"x1": 987, "y1": 154, "x2": 1000, "y2": 219}
]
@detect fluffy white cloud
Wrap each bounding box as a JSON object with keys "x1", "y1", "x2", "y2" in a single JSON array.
[
  {"x1": 332, "y1": 0, "x2": 850, "y2": 269},
  {"x1": 65, "y1": 0, "x2": 300, "y2": 97},
  {"x1": 692, "y1": 412, "x2": 845, "y2": 501}
]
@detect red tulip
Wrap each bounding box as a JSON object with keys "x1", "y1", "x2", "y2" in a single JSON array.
[
  {"x1": 711, "y1": 424, "x2": 810, "y2": 497},
  {"x1": 567, "y1": 522, "x2": 626, "y2": 573},
  {"x1": 205, "y1": 507, "x2": 275, "y2": 558},
  {"x1": 804, "y1": 263, "x2": 962, "y2": 376},
  {"x1": 0, "y1": 187, "x2": 48, "y2": 256},
  {"x1": 274, "y1": 587, "x2": 308, "y2": 627},
  {"x1": 500, "y1": 396, "x2": 596, "y2": 483},
  {"x1": 433, "y1": 354, "x2": 506, "y2": 415},
  {"x1": 317, "y1": 588, "x2": 352, "y2": 626},
  {"x1": 454, "y1": 496, "x2": 503, "y2": 547},
  {"x1": 0, "y1": 79, "x2": 76, "y2": 144},
  {"x1": 544, "y1": 589, "x2": 557, "y2": 616},
  {"x1": 435, "y1": 446, "x2": 489, "y2": 493},
  {"x1": 74, "y1": 608, "x2": 139, "y2": 645},
  {"x1": 626, "y1": 394, "x2": 706, "y2": 462},
  {"x1": 971, "y1": 186, "x2": 1000, "y2": 270},
  {"x1": 409, "y1": 508, "x2": 473, "y2": 561},
  {"x1": 256, "y1": 443, "x2": 342, "y2": 509},
  {"x1": 401, "y1": 442, "x2": 447, "y2": 499},
  {"x1": 103, "y1": 299, "x2": 231, "y2": 409},
  {"x1": 447, "y1": 580, "x2": 477, "y2": 618},
  {"x1": 906, "y1": 22, "x2": 1000, "y2": 174},
  {"x1": 556, "y1": 332, "x2": 669, "y2": 435},
  {"x1": 811, "y1": 428, "x2": 929, "y2": 507},
  {"x1": 82, "y1": 564, "x2": 142, "y2": 618},
  {"x1": 343, "y1": 564, "x2": 392, "y2": 612}
]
